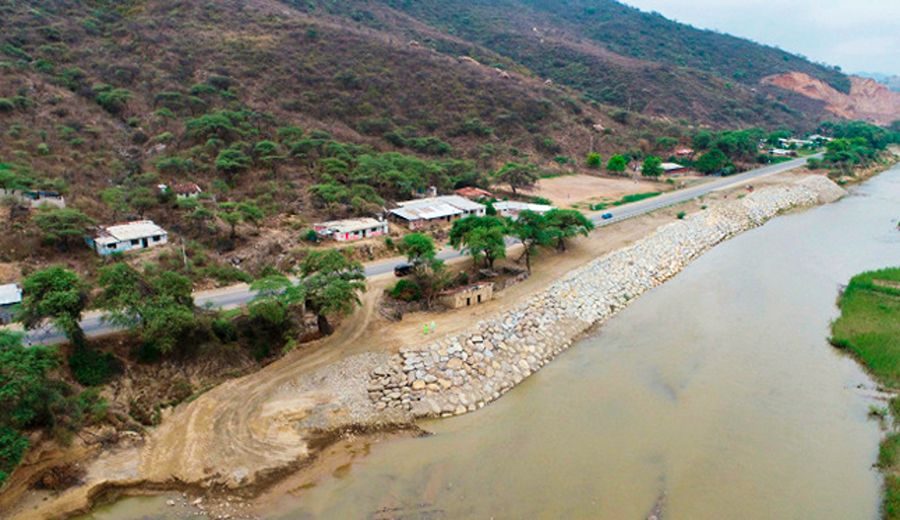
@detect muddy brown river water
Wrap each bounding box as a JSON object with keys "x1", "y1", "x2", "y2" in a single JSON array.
[{"x1": 83, "y1": 166, "x2": 900, "y2": 520}]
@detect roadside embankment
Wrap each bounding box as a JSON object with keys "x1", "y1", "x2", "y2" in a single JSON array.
[{"x1": 368, "y1": 176, "x2": 846, "y2": 417}]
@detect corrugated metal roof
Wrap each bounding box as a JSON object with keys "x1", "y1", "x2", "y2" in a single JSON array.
[
  {"x1": 94, "y1": 220, "x2": 167, "y2": 245},
  {"x1": 0, "y1": 283, "x2": 22, "y2": 306},
  {"x1": 392, "y1": 195, "x2": 485, "y2": 221}
]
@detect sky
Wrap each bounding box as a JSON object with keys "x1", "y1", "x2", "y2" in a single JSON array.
[{"x1": 622, "y1": 0, "x2": 900, "y2": 76}]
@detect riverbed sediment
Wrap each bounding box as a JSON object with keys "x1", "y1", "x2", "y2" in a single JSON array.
[{"x1": 367, "y1": 176, "x2": 847, "y2": 417}]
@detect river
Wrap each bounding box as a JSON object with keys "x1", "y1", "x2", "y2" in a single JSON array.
[{"x1": 83, "y1": 166, "x2": 900, "y2": 520}]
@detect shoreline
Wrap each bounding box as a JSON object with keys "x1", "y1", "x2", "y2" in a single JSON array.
[
  {"x1": 367, "y1": 175, "x2": 847, "y2": 419},
  {"x1": 3, "y1": 174, "x2": 849, "y2": 520}
]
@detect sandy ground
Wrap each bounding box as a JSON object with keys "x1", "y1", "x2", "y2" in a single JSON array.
[
  {"x1": 515, "y1": 173, "x2": 673, "y2": 208},
  {"x1": 2, "y1": 178, "x2": 784, "y2": 520}
]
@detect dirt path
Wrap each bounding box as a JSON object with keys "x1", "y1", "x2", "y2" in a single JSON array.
[{"x1": 6, "y1": 180, "x2": 765, "y2": 519}]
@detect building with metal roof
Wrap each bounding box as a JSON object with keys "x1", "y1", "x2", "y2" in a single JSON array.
[
  {"x1": 87, "y1": 220, "x2": 168, "y2": 255},
  {"x1": 390, "y1": 195, "x2": 486, "y2": 229}
]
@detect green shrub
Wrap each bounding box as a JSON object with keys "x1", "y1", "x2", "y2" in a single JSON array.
[
  {"x1": 676, "y1": 211, "x2": 686, "y2": 220},
  {"x1": 0, "y1": 98, "x2": 15, "y2": 112},
  {"x1": 68, "y1": 347, "x2": 120, "y2": 387},
  {"x1": 586, "y1": 152, "x2": 602, "y2": 169},
  {"x1": 390, "y1": 279, "x2": 422, "y2": 302},
  {"x1": 212, "y1": 317, "x2": 238, "y2": 343}
]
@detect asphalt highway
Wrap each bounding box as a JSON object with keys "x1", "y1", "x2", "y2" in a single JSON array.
[{"x1": 20, "y1": 155, "x2": 818, "y2": 345}]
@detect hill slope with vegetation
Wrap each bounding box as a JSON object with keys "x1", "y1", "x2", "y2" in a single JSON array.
[{"x1": 0, "y1": 0, "x2": 882, "y2": 283}]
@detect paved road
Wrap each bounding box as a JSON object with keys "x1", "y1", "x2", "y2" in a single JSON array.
[{"x1": 20, "y1": 155, "x2": 817, "y2": 345}]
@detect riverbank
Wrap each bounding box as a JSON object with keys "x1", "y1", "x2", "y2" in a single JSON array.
[
  {"x1": 368, "y1": 175, "x2": 846, "y2": 417},
  {"x1": 3, "y1": 174, "x2": 847, "y2": 520},
  {"x1": 831, "y1": 268, "x2": 900, "y2": 518}
]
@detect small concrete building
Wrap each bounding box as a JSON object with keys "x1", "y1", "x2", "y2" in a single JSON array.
[
  {"x1": 493, "y1": 201, "x2": 554, "y2": 219},
  {"x1": 0, "y1": 189, "x2": 66, "y2": 209},
  {"x1": 314, "y1": 218, "x2": 388, "y2": 242},
  {"x1": 390, "y1": 195, "x2": 486, "y2": 230},
  {"x1": 439, "y1": 282, "x2": 494, "y2": 309},
  {"x1": 87, "y1": 220, "x2": 168, "y2": 255},
  {"x1": 0, "y1": 283, "x2": 22, "y2": 324},
  {"x1": 661, "y1": 162, "x2": 688, "y2": 174}
]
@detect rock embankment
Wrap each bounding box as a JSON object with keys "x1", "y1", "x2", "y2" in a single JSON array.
[{"x1": 368, "y1": 176, "x2": 845, "y2": 417}]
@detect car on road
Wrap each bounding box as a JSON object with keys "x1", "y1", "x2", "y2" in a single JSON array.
[
  {"x1": 393, "y1": 263, "x2": 413, "y2": 277},
  {"x1": 601, "y1": 212, "x2": 614, "y2": 220}
]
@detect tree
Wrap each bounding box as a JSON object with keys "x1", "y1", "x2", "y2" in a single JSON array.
[
  {"x1": 215, "y1": 148, "x2": 251, "y2": 183},
  {"x1": 641, "y1": 156, "x2": 663, "y2": 178},
  {"x1": 94, "y1": 85, "x2": 131, "y2": 114},
  {"x1": 19, "y1": 267, "x2": 88, "y2": 347},
  {"x1": 586, "y1": 152, "x2": 602, "y2": 169},
  {"x1": 692, "y1": 130, "x2": 713, "y2": 150},
  {"x1": 248, "y1": 274, "x2": 306, "y2": 335},
  {"x1": 544, "y1": 209, "x2": 594, "y2": 252},
  {"x1": 33, "y1": 207, "x2": 95, "y2": 250},
  {"x1": 0, "y1": 331, "x2": 107, "y2": 484},
  {"x1": 606, "y1": 154, "x2": 628, "y2": 173},
  {"x1": 496, "y1": 162, "x2": 538, "y2": 195},
  {"x1": 449, "y1": 215, "x2": 508, "y2": 270},
  {"x1": 297, "y1": 250, "x2": 366, "y2": 335},
  {"x1": 509, "y1": 210, "x2": 551, "y2": 273},
  {"x1": 695, "y1": 149, "x2": 729, "y2": 174},
  {"x1": 189, "y1": 206, "x2": 214, "y2": 233},
  {"x1": 96, "y1": 264, "x2": 196, "y2": 354},
  {"x1": 402, "y1": 233, "x2": 437, "y2": 267}
]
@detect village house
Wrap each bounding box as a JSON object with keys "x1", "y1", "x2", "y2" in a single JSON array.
[
  {"x1": 313, "y1": 217, "x2": 388, "y2": 242},
  {"x1": 769, "y1": 148, "x2": 797, "y2": 157},
  {"x1": 0, "y1": 189, "x2": 66, "y2": 209},
  {"x1": 159, "y1": 182, "x2": 203, "y2": 199},
  {"x1": 0, "y1": 283, "x2": 22, "y2": 324},
  {"x1": 779, "y1": 138, "x2": 813, "y2": 148},
  {"x1": 439, "y1": 282, "x2": 494, "y2": 309},
  {"x1": 172, "y1": 182, "x2": 203, "y2": 199},
  {"x1": 674, "y1": 147, "x2": 694, "y2": 158},
  {"x1": 390, "y1": 195, "x2": 486, "y2": 230},
  {"x1": 492, "y1": 201, "x2": 554, "y2": 219},
  {"x1": 86, "y1": 220, "x2": 168, "y2": 255},
  {"x1": 454, "y1": 187, "x2": 494, "y2": 200},
  {"x1": 661, "y1": 162, "x2": 689, "y2": 174}
]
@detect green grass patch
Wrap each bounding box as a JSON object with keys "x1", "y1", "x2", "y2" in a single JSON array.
[
  {"x1": 831, "y1": 267, "x2": 900, "y2": 519},
  {"x1": 590, "y1": 191, "x2": 660, "y2": 211},
  {"x1": 831, "y1": 268, "x2": 900, "y2": 387}
]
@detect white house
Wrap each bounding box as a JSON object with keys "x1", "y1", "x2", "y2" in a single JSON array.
[
  {"x1": 390, "y1": 195, "x2": 486, "y2": 230},
  {"x1": 314, "y1": 218, "x2": 388, "y2": 242},
  {"x1": 0, "y1": 283, "x2": 22, "y2": 324},
  {"x1": 493, "y1": 201, "x2": 554, "y2": 219},
  {"x1": 87, "y1": 220, "x2": 168, "y2": 255},
  {"x1": 769, "y1": 148, "x2": 796, "y2": 157}
]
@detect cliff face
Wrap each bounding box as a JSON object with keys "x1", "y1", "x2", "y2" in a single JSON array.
[{"x1": 762, "y1": 72, "x2": 900, "y2": 126}]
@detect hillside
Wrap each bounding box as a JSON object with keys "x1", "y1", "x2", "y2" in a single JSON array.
[
  {"x1": 0, "y1": 0, "x2": 887, "y2": 284},
  {"x1": 763, "y1": 73, "x2": 900, "y2": 127}
]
